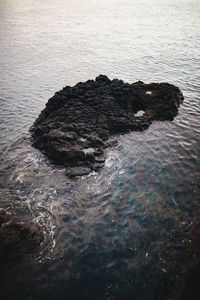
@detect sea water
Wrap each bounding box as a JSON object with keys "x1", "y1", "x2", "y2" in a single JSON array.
[{"x1": 0, "y1": 0, "x2": 200, "y2": 299}]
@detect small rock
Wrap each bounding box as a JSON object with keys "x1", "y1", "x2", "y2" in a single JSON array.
[{"x1": 65, "y1": 167, "x2": 91, "y2": 177}]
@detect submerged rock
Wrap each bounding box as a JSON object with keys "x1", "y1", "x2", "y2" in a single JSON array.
[
  {"x1": 30, "y1": 75, "x2": 183, "y2": 177},
  {"x1": 0, "y1": 210, "x2": 43, "y2": 265}
]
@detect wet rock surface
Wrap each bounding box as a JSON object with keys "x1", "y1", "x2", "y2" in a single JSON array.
[{"x1": 30, "y1": 75, "x2": 184, "y2": 176}]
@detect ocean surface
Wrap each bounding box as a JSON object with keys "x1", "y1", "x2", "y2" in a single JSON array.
[{"x1": 0, "y1": 0, "x2": 200, "y2": 299}]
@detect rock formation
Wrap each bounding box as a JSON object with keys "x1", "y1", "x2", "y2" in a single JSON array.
[{"x1": 30, "y1": 75, "x2": 183, "y2": 177}]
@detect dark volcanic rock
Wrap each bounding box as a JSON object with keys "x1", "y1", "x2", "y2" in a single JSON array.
[{"x1": 30, "y1": 75, "x2": 183, "y2": 176}]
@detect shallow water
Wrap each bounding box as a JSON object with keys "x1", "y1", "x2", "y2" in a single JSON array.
[{"x1": 0, "y1": 0, "x2": 200, "y2": 299}]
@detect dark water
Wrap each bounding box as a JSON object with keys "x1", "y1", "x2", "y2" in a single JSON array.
[{"x1": 0, "y1": 0, "x2": 200, "y2": 299}]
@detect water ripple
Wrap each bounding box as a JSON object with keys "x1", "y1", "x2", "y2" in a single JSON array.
[{"x1": 0, "y1": 0, "x2": 200, "y2": 299}]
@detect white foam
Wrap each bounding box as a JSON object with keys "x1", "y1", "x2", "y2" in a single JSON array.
[{"x1": 16, "y1": 173, "x2": 24, "y2": 183}]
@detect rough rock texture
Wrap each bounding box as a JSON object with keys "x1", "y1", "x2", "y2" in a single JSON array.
[{"x1": 30, "y1": 75, "x2": 183, "y2": 177}]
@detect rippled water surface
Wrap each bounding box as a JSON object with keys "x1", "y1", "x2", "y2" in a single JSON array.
[{"x1": 0, "y1": 0, "x2": 200, "y2": 299}]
